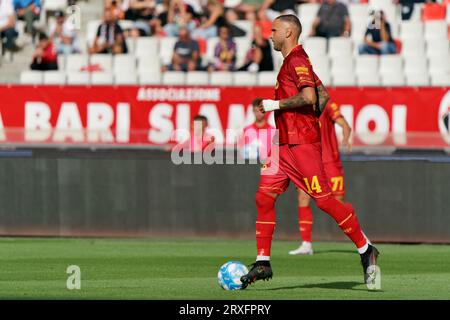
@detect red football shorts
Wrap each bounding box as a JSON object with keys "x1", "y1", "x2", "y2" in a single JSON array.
[
  {"x1": 323, "y1": 161, "x2": 346, "y2": 197},
  {"x1": 259, "y1": 143, "x2": 333, "y2": 199}
]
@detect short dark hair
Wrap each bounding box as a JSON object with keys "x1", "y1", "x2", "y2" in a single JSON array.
[
  {"x1": 275, "y1": 14, "x2": 302, "y2": 37},
  {"x1": 252, "y1": 97, "x2": 263, "y2": 107},
  {"x1": 194, "y1": 115, "x2": 208, "y2": 123},
  {"x1": 38, "y1": 32, "x2": 49, "y2": 41}
]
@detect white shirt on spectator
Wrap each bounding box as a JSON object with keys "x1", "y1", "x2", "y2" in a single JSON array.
[{"x1": 0, "y1": 0, "x2": 14, "y2": 30}]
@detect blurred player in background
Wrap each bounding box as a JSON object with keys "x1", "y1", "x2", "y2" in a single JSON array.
[
  {"x1": 240, "y1": 97, "x2": 276, "y2": 161},
  {"x1": 180, "y1": 114, "x2": 215, "y2": 153},
  {"x1": 289, "y1": 101, "x2": 352, "y2": 255},
  {"x1": 240, "y1": 14, "x2": 379, "y2": 289}
]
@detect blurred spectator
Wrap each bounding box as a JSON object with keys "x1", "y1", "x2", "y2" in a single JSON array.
[
  {"x1": 164, "y1": 27, "x2": 200, "y2": 71},
  {"x1": 208, "y1": 24, "x2": 236, "y2": 72},
  {"x1": 191, "y1": 0, "x2": 225, "y2": 40},
  {"x1": 227, "y1": 0, "x2": 264, "y2": 21},
  {"x1": 30, "y1": 32, "x2": 57, "y2": 70},
  {"x1": 125, "y1": 0, "x2": 156, "y2": 36},
  {"x1": 49, "y1": 10, "x2": 79, "y2": 55},
  {"x1": 89, "y1": 7, "x2": 128, "y2": 54},
  {"x1": 359, "y1": 9, "x2": 397, "y2": 55},
  {"x1": 310, "y1": 0, "x2": 351, "y2": 38},
  {"x1": 0, "y1": 0, "x2": 19, "y2": 53},
  {"x1": 14, "y1": 0, "x2": 41, "y2": 36},
  {"x1": 105, "y1": 0, "x2": 126, "y2": 20},
  {"x1": 258, "y1": 0, "x2": 296, "y2": 21},
  {"x1": 164, "y1": 0, "x2": 198, "y2": 37},
  {"x1": 239, "y1": 24, "x2": 273, "y2": 72},
  {"x1": 240, "y1": 98, "x2": 276, "y2": 161},
  {"x1": 179, "y1": 115, "x2": 215, "y2": 153}
]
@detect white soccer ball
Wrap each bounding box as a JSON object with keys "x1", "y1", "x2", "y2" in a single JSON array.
[{"x1": 217, "y1": 261, "x2": 249, "y2": 290}]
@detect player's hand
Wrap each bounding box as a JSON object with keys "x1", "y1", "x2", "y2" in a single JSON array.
[
  {"x1": 342, "y1": 137, "x2": 352, "y2": 152},
  {"x1": 261, "y1": 99, "x2": 280, "y2": 113}
]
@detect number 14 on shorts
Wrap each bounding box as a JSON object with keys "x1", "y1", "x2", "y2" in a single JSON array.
[{"x1": 303, "y1": 176, "x2": 322, "y2": 194}]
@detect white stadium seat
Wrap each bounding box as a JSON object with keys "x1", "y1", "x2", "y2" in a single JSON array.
[
  {"x1": 404, "y1": 57, "x2": 428, "y2": 76},
  {"x1": 298, "y1": 3, "x2": 320, "y2": 21},
  {"x1": 400, "y1": 21, "x2": 424, "y2": 40},
  {"x1": 428, "y1": 57, "x2": 450, "y2": 76},
  {"x1": 66, "y1": 54, "x2": 89, "y2": 72},
  {"x1": 210, "y1": 72, "x2": 233, "y2": 86},
  {"x1": 431, "y1": 74, "x2": 450, "y2": 86},
  {"x1": 426, "y1": 39, "x2": 450, "y2": 58},
  {"x1": 317, "y1": 72, "x2": 331, "y2": 86},
  {"x1": 186, "y1": 71, "x2": 209, "y2": 85},
  {"x1": 355, "y1": 55, "x2": 379, "y2": 75},
  {"x1": 20, "y1": 71, "x2": 43, "y2": 84},
  {"x1": 234, "y1": 37, "x2": 252, "y2": 69},
  {"x1": 115, "y1": 72, "x2": 138, "y2": 85},
  {"x1": 400, "y1": 38, "x2": 426, "y2": 58},
  {"x1": 379, "y1": 55, "x2": 403, "y2": 75},
  {"x1": 328, "y1": 37, "x2": 353, "y2": 58},
  {"x1": 113, "y1": 54, "x2": 136, "y2": 75},
  {"x1": 357, "y1": 74, "x2": 381, "y2": 86},
  {"x1": 67, "y1": 72, "x2": 90, "y2": 85},
  {"x1": 138, "y1": 56, "x2": 161, "y2": 74},
  {"x1": 162, "y1": 71, "x2": 185, "y2": 85},
  {"x1": 139, "y1": 72, "x2": 162, "y2": 85},
  {"x1": 43, "y1": 71, "x2": 66, "y2": 85},
  {"x1": 90, "y1": 54, "x2": 113, "y2": 72},
  {"x1": 232, "y1": 20, "x2": 254, "y2": 39},
  {"x1": 381, "y1": 74, "x2": 405, "y2": 86},
  {"x1": 91, "y1": 72, "x2": 114, "y2": 85},
  {"x1": 86, "y1": 20, "x2": 102, "y2": 47},
  {"x1": 349, "y1": 3, "x2": 369, "y2": 23},
  {"x1": 135, "y1": 37, "x2": 159, "y2": 58},
  {"x1": 303, "y1": 37, "x2": 327, "y2": 57},
  {"x1": 331, "y1": 56, "x2": 354, "y2": 75},
  {"x1": 332, "y1": 73, "x2": 356, "y2": 86},
  {"x1": 424, "y1": 21, "x2": 448, "y2": 40},
  {"x1": 406, "y1": 74, "x2": 429, "y2": 86},
  {"x1": 257, "y1": 72, "x2": 277, "y2": 86},
  {"x1": 233, "y1": 72, "x2": 257, "y2": 86},
  {"x1": 158, "y1": 37, "x2": 177, "y2": 66}
]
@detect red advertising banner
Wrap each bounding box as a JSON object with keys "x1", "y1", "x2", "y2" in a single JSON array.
[{"x1": 0, "y1": 85, "x2": 449, "y2": 148}]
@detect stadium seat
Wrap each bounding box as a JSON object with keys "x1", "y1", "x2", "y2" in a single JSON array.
[
  {"x1": 210, "y1": 72, "x2": 233, "y2": 85},
  {"x1": 355, "y1": 55, "x2": 379, "y2": 76},
  {"x1": 90, "y1": 54, "x2": 113, "y2": 72},
  {"x1": 43, "y1": 0, "x2": 66, "y2": 11},
  {"x1": 125, "y1": 38, "x2": 136, "y2": 54},
  {"x1": 351, "y1": 23, "x2": 369, "y2": 45},
  {"x1": 400, "y1": 21, "x2": 424, "y2": 40},
  {"x1": 406, "y1": 74, "x2": 429, "y2": 86},
  {"x1": 317, "y1": 72, "x2": 331, "y2": 86},
  {"x1": 91, "y1": 72, "x2": 114, "y2": 85},
  {"x1": 349, "y1": 3, "x2": 370, "y2": 23},
  {"x1": 431, "y1": 74, "x2": 450, "y2": 86},
  {"x1": 328, "y1": 37, "x2": 353, "y2": 58},
  {"x1": 115, "y1": 73, "x2": 138, "y2": 85},
  {"x1": 404, "y1": 57, "x2": 428, "y2": 76},
  {"x1": 400, "y1": 38, "x2": 426, "y2": 58},
  {"x1": 66, "y1": 54, "x2": 89, "y2": 72},
  {"x1": 159, "y1": 37, "x2": 177, "y2": 66},
  {"x1": 298, "y1": 3, "x2": 320, "y2": 21},
  {"x1": 139, "y1": 72, "x2": 162, "y2": 85},
  {"x1": 113, "y1": 54, "x2": 136, "y2": 75},
  {"x1": 43, "y1": 71, "x2": 66, "y2": 85},
  {"x1": 118, "y1": 20, "x2": 135, "y2": 33},
  {"x1": 381, "y1": 74, "x2": 405, "y2": 86},
  {"x1": 234, "y1": 38, "x2": 252, "y2": 69},
  {"x1": 138, "y1": 56, "x2": 161, "y2": 74},
  {"x1": 303, "y1": 37, "x2": 327, "y2": 57},
  {"x1": 67, "y1": 72, "x2": 90, "y2": 85},
  {"x1": 232, "y1": 20, "x2": 254, "y2": 39},
  {"x1": 422, "y1": 3, "x2": 446, "y2": 21},
  {"x1": 205, "y1": 37, "x2": 220, "y2": 65},
  {"x1": 162, "y1": 71, "x2": 185, "y2": 85},
  {"x1": 447, "y1": 4, "x2": 450, "y2": 24},
  {"x1": 233, "y1": 72, "x2": 257, "y2": 86},
  {"x1": 332, "y1": 73, "x2": 356, "y2": 86},
  {"x1": 424, "y1": 21, "x2": 448, "y2": 40},
  {"x1": 357, "y1": 74, "x2": 381, "y2": 86},
  {"x1": 135, "y1": 37, "x2": 159, "y2": 58},
  {"x1": 86, "y1": 20, "x2": 102, "y2": 47},
  {"x1": 426, "y1": 39, "x2": 450, "y2": 58},
  {"x1": 379, "y1": 55, "x2": 403, "y2": 76},
  {"x1": 57, "y1": 55, "x2": 65, "y2": 71},
  {"x1": 185, "y1": 72, "x2": 209, "y2": 85},
  {"x1": 331, "y1": 56, "x2": 354, "y2": 75},
  {"x1": 20, "y1": 71, "x2": 43, "y2": 84},
  {"x1": 309, "y1": 56, "x2": 330, "y2": 79},
  {"x1": 257, "y1": 72, "x2": 277, "y2": 86},
  {"x1": 428, "y1": 56, "x2": 450, "y2": 75}
]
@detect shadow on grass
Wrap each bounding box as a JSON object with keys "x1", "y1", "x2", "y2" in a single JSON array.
[
  {"x1": 257, "y1": 281, "x2": 365, "y2": 291},
  {"x1": 311, "y1": 249, "x2": 355, "y2": 255}
]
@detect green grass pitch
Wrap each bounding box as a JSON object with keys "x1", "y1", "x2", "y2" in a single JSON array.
[{"x1": 0, "y1": 237, "x2": 449, "y2": 300}]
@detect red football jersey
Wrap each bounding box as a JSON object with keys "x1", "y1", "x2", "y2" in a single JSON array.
[
  {"x1": 320, "y1": 102, "x2": 343, "y2": 164},
  {"x1": 274, "y1": 45, "x2": 322, "y2": 145}
]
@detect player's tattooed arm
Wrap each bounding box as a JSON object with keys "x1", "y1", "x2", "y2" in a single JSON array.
[
  {"x1": 317, "y1": 83, "x2": 330, "y2": 114},
  {"x1": 279, "y1": 87, "x2": 317, "y2": 109}
]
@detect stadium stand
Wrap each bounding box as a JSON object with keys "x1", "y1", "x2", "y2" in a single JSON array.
[{"x1": 0, "y1": 0, "x2": 447, "y2": 86}]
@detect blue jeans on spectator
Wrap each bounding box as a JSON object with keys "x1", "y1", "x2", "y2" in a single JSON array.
[
  {"x1": 1, "y1": 28, "x2": 18, "y2": 53},
  {"x1": 191, "y1": 26, "x2": 217, "y2": 40},
  {"x1": 359, "y1": 41, "x2": 397, "y2": 55},
  {"x1": 164, "y1": 22, "x2": 196, "y2": 37}
]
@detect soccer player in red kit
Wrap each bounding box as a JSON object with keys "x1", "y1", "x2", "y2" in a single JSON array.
[
  {"x1": 240, "y1": 15, "x2": 379, "y2": 289},
  {"x1": 289, "y1": 101, "x2": 353, "y2": 255}
]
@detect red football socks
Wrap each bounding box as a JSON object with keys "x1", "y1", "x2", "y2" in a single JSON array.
[
  {"x1": 255, "y1": 191, "x2": 276, "y2": 258},
  {"x1": 298, "y1": 206, "x2": 313, "y2": 242}
]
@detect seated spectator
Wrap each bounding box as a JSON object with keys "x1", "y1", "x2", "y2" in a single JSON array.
[
  {"x1": 208, "y1": 25, "x2": 236, "y2": 72},
  {"x1": 30, "y1": 32, "x2": 58, "y2": 70},
  {"x1": 359, "y1": 9, "x2": 397, "y2": 55},
  {"x1": 225, "y1": 0, "x2": 264, "y2": 22},
  {"x1": 239, "y1": 24, "x2": 273, "y2": 72},
  {"x1": 164, "y1": 0, "x2": 198, "y2": 37},
  {"x1": 258, "y1": 0, "x2": 296, "y2": 21},
  {"x1": 0, "y1": 0, "x2": 19, "y2": 54},
  {"x1": 310, "y1": 0, "x2": 351, "y2": 38},
  {"x1": 191, "y1": 0, "x2": 225, "y2": 40},
  {"x1": 89, "y1": 7, "x2": 128, "y2": 54},
  {"x1": 164, "y1": 27, "x2": 200, "y2": 71},
  {"x1": 124, "y1": 0, "x2": 156, "y2": 36},
  {"x1": 49, "y1": 10, "x2": 79, "y2": 55},
  {"x1": 105, "y1": 0, "x2": 126, "y2": 20},
  {"x1": 14, "y1": 0, "x2": 41, "y2": 36}
]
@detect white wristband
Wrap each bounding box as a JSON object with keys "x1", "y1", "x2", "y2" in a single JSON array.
[{"x1": 262, "y1": 99, "x2": 280, "y2": 112}]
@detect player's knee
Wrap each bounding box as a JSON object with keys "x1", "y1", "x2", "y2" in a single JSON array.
[
  {"x1": 315, "y1": 195, "x2": 342, "y2": 213},
  {"x1": 255, "y1": 191, "x2": 277, "y2": 211},
  {"x1": 298, "y1": 189, "x2": 311, "y2": 207}
]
